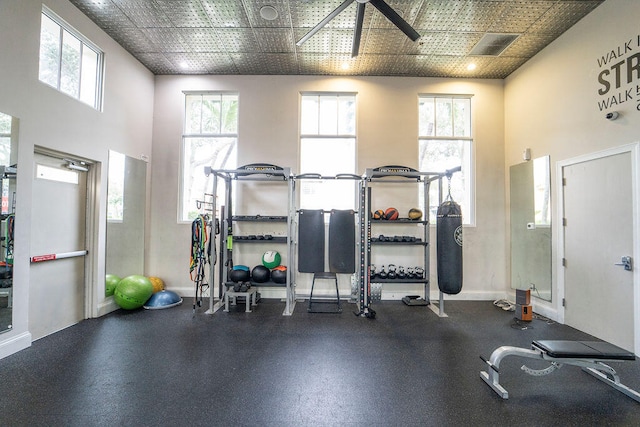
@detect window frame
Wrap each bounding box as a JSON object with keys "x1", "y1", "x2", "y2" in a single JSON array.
[
  {"x1": 39, "y1": 6, "x2": 104, "y2": 110},
  {"x1": 299, "y1": 92, "x2": 358, "y2": 212},
  {"x1": 418, "y1": 94, "x2": 475, "y2": 226},
  {"x1": 179, "y1": 91, "x2": 239, "y2": 223}
]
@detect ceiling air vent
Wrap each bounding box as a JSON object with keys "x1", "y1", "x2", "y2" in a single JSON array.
[{"x1": 469, "y1": 33, "x2": 520, "y2": 56}]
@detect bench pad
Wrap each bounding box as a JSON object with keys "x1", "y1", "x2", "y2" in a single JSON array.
[{"x1": 532, "y1": 340, "x2": 636, "y2": 361}]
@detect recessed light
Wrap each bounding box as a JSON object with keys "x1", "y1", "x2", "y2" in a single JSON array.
[
  {"x1": 467, "y1": 63, "x2": 477, "y2": 71},
  {"x1": 260, "y1": 5, "x2": 278, "y2": 21},
  {"x1": 341, "y1": 62, "x2": 350, "y2": 70}
]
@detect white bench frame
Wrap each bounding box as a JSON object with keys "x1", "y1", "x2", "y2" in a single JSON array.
[{"x1": 480, "y1": 342, "x2": 640, "y2": 403}]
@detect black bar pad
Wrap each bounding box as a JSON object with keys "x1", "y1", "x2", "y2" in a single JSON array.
[
  {"x1": 532, "y1": 340, "x2": 636, "y2": 361},
  {"x1": 329, "y1": 209, "x2": 355, "y2": 274},
  {"x1": 298, "y1": 209, "x2": 325, "y2": 273},
  {"x1": 437, "y1": 200, "x2": 463, "y2": 294}
]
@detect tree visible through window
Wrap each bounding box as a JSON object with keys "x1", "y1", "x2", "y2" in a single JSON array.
[
  {"x1": 38, "y1": 6, "x2": 103, "y2": 109},
  {"x1": 299, "y1": 93, "x2": 357, "y2": 211},
  {"x1": 181, "y1": 93, "x2": 238, "y2": 221},
  {"x1": 418, "y1": 96, "x2": 473, "y2": 224}
]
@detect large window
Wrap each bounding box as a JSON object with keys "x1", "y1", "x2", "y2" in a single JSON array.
[
  {"x1": 418, "y1": 95, "x2": 473, "y2": 224},
  {"x1": 299, "y1": 93, "x2": 357, "y2": 210},
  {"x1": 38, "y1": 6, "x2": 104, "y2": 109},
  {"x1": 181, "y1": 92, "x2": 238, "y2": 221}
]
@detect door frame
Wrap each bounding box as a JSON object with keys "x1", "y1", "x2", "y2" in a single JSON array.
[
  {"x1": 32, "y1": 146, "x2": 100, "y2": 321},
  {"x1": 556, "y1": 142, "x2": 640, "y2": 355}
]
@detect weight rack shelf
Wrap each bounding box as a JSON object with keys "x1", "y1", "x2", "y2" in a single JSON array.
[
  {"x1": 370, "y1": 241, "x2": 428, "y2": 246},
  {"x1": 225, "y1": 281, "x2": 285, "y2": 288},
  {"x1": 370, "y1": 219, "x2": 429, "y2": 224},
  {"x1": 233, "y1": 236, "x2": 287, "y2": 243},
  {"x1": 370, "y1": 278, "x2": 429, "y2": 284},
  {"x1": 232, "y1": 215, "x2": 288, "y2": 222}
]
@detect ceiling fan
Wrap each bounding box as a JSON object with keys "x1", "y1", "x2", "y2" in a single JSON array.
[{"x1": 296, "y1": 0, "x2": 421, "y2": 58}]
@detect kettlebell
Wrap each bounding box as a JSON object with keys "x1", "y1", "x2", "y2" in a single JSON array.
[{"x1": 387, "y1": 264, "x2": 397, "y2": 280}]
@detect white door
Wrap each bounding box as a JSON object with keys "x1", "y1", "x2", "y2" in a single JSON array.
[
  {"x1": 561, "y1": 148, "x2": 635, "y2": 352},
  {"x1": 30, "y1": 152, "x2": 88, "y2": 340}
]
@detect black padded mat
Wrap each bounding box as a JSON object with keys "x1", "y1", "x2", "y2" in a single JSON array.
[
  {"x1": 328, "y1": 209, "x2": 355, "y2": 273},
  {"x1": 532, "y1": 340, "x2": 636, "y2": 360},
  {"x1": 298, "y1": 209, "x2": 325, "y2": 273}
]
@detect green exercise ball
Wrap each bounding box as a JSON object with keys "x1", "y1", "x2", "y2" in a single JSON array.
[
  {"x1": 105, "y1": 274, "x2": 121, "y2": 297},
  {"x1": 114, "y1": 275, "x2": 153, "y2": 310}
]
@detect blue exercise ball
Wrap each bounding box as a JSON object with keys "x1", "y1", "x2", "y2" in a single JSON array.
[{"x1": 143, "y1": 290, "x2": 183, "y2": 310}]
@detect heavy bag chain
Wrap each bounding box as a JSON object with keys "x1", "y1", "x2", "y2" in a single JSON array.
[
  {"x1": 445, "y1": 173, "x2": 454, "y2": 202},
  {"x1": 440, "y1": 174, "x2": 463, "y2": 247}
]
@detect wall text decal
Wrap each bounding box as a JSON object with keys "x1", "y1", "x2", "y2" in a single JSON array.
[{"x1": 596, "y1": 35, "x2": 640, "y2": 112}]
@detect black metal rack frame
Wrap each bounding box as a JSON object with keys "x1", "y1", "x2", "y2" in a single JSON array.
[
  {"x1": 362, "y1": 165, "x2": 461, "y2": 317},
  {"x1": 204, "y1": 164, "x2": 297, "y2": 316}
]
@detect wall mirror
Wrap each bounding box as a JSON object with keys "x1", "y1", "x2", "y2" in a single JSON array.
[
  {"x1": 106, "y1": 151, "x2": 146, "y2": 282},
  {"x1": 0, "y1": 111, "x2": 18, "y2": 333},
  {"x1": 510, "y1": 155, "x2": 552, "y2": 301}
]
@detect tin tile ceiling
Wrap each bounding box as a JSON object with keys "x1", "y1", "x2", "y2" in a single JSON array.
[{"x1": 69, "y1": 0, "x2": 604, "y2": 78}]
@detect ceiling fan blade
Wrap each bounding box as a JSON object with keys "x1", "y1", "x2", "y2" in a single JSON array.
[
  {"x1": 369, "y1": 0, "x2": 420, "y2": 42},
  {"x1": 296, "y1": 0, "x2": 356, "y2": 46},
  {"x1": 351, "y1": 2, "x2": 366, "y2": 57}
]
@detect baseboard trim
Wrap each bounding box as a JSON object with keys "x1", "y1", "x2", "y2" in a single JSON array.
[
  {"x1": 170, "y1": 287, "x2": 510, "y2": 303},
  {"x1": 97, "y1": 297, "x2": 119, "y2": 317},
  {"x1": 0, "y1": 331, "x2": 32, "y2": 360}
]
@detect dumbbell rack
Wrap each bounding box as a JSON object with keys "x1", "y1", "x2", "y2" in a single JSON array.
[
  {"x1": 363, "y1": 166, "x2": 430, "y2": 309},
  {"x1": 362, "y1": 166, "x2": 461, "y2": 317}
]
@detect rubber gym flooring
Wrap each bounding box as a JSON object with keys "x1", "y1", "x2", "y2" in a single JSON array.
[{"x1": 0, "y1": 299, "x2": 639, "y2": 426}]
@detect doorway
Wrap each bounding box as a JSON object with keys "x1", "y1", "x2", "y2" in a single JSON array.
[
  {"x1": 558, "y1": 143, "x2": 640, "y2": 354},
  {"x1": 29, "y1": 150, "x2": 93, "y2": 340}
]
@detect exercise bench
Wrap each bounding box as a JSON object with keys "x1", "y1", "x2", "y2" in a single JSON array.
[{"x1": 480, "y1": 340, "x2": 640, "y2": 402}]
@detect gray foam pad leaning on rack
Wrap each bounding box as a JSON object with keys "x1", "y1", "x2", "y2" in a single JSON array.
[
  {"x1": 329, "y1": 209, "x2": 356, "y2": 274},
  {"x1": 298, "y1": 209, "x2": 325, "y2": 273}
]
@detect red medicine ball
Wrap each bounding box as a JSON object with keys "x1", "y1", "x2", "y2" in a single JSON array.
[{"x1": 385, "y1": 207, "x2": 399, "y2": 220}]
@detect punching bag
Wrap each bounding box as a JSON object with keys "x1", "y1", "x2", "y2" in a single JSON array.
[{"x1": 437, "y1": 198, "x2": 463, "y2": 295}]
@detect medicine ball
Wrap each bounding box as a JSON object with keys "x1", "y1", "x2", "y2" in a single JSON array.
[
  {"x1": 262, "y1": 250, "x2": 281, "y2": 269},
  {"x1": 408, "y1": 208, "x2": 423, "y2": 220},
  {"x1": 229, "y1": 265, "x2": 250, "y2": 282},
  {"x1": 373, "y1": 209, "x2": 385, "y2": 220},
  {"x1": 271, "y1": 265, "x2": 287, "y2": 284},
  {"x1": 385, "y1": 207, "x2": 399, "y2": 220},
  {"x1": 251, "y1": 265, "x2": 270, "y2": 283}
]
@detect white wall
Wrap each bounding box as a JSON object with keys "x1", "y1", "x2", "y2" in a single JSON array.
[
  {"x1": 0, "y1": 0, "x2": 154, "y2": 358},
  {"x1": 505, "y1": 0, "x2": 640, "y2": 316},
  {"x1": 150, "y1": 75, "x2": 506, "y2": 302}
]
